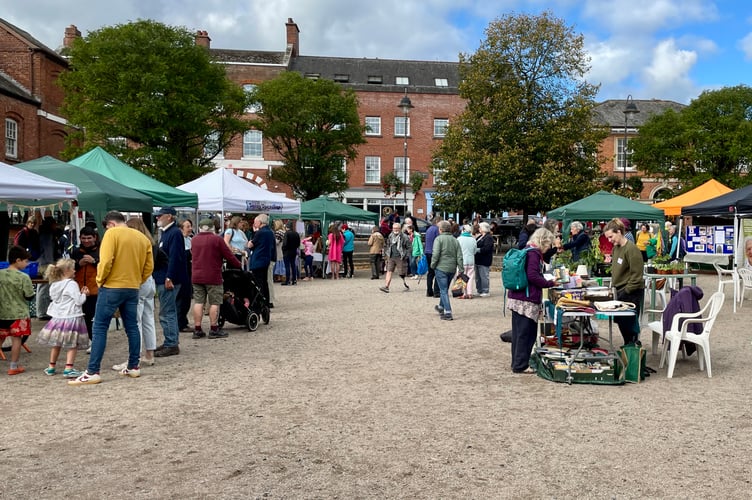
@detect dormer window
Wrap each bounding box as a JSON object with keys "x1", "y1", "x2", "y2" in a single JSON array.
[
  {"x1": 305, "y1": 73, "x2": 320, "y2": 80},
  {"x1": 435, "y1": 78, "x2": 448, "y2": 87},
  {"x1": 334, "y1": 74, "x2": 349, "y2": 83},
  {"x1": 395, "y1": 76, "x2": 409, "y2": 85},
  {"x1": 367, "y1": 75, "x2": 383, "y2": 84}
]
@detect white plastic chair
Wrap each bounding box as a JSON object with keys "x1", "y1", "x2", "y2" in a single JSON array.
[
  {"x1": 659, "y1": 291, "x2": 725, "y2": 378},
  {"x1": 738, "y1": 268, "x2": 752, "y2": 308},
  {"x1": 713, "y1": 262, "x2": 738, "y2": 310}
]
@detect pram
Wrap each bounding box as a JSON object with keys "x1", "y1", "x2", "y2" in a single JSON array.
[{"x1": 217, "y1": 268, "x2": 270, "y2": 331}]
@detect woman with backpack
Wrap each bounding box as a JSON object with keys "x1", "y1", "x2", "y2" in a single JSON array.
[{"x1": 507, "y1": 227, "x2": 557, "y2": 374}]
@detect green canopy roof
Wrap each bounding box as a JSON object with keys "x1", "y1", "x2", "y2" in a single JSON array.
[
  {"x1": 300, "y1": 196, "x2": 379, "y2": 231},
  {"x1": 69, "y1": 146, "x2": 198, "y2": 208},
  {"x1": 547, "y1": 190, "x2": 664, "y2": 231},
  {"x1": 14, "y1": 156, "x2": 153, "y2": 216}
]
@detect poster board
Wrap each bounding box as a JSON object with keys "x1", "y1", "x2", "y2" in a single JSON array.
[{"x1": 685, "y1": 225, "x2": 734, "y2": 254}]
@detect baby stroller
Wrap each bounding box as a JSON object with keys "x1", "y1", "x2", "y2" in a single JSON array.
[{"x1": 218, "y1": 268, "x2": 270, "y2": 331}]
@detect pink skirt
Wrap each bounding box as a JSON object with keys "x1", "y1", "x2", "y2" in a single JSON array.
[{"x1": 37, "y1": 317, "x2": 90, "y2": 350}]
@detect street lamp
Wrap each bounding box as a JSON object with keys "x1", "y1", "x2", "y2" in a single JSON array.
[
  {"x1": 398, "y1": 90, "x2": 413, "y2": 215},
  {"x1": 622, "y1": 95, "x2": 639, "y2": 187}
]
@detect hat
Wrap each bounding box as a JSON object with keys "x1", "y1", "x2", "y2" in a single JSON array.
[
  {"x1": 198, "y1": 218, "x2": 214, "y2": 231},
  {"x1": 620, "y1": 217, "x2": 631, "y2": 229},
  {"x1": 341, "y1": 223, "x2": 349, "y2": 230},
  {"x1": 155, "y1": 206, "x2": 177, "y2": 216}
]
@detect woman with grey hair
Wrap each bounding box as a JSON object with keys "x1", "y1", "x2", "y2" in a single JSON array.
[
  {"x1": 507, "y1": 227, "x2": 557, "y2": 373},
  {"x1": 558, "y1": 220, "x2": 591, "y2": 262},
  {"x1": 474, "y1": 222, "x2": 494, "y2": 297}
]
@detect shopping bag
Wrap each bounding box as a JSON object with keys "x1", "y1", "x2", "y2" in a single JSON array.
[
  {"x1": 451, "y1": 276, "x2": 466, "y2": 297},
  {"x1": 618, "y1": 343, "x2": 647, "y2": 383},
  {"x1": 416, "y1": 255, "x2": 428, "y2": 276}
]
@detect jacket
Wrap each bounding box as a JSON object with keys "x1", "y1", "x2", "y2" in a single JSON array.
[
  {"x1": 72, "y1": 243, "x2": 100, "y2": 295},
  {"x1": 563, "y1": 231, "x2": 591, "y2": 262},
  {"x1": 507, "y1": 247, "x2": 556, "y2": 304},
  {"x1": 282, "y1": 230, "x2": 301, "y2": 258},
  {"x1": 457, "y1": 233, "x2": 478, "y2": 265},
  {"x1": 474, "y1": 233, "x2": 494, "y2": 267},
  {"x1": 662, "y1": 285, "x2": 704, "y2": 356},
  {"x1": 46, "y1": 278, "x2": 86, "y2": 319},
  {"x1": 343, "y1": 229, "x2": 355, "y2": 252},
  {"x1": 153, "y1": 223, "x2": 188, "y2": 286},
  {"x1": 191, "y1": 232, "x2": 242, "y2": 285},
  {"x1": 250, "y1": 225, "x2": 276, "y2": 270},
  {"x1": 424, "y1": 224, "x2": 439, "y2": 254},
  {"x1": 430, "y1": 232, "x2": 463, "y2": 274}
]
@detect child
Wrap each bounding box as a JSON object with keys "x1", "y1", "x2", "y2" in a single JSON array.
[
  {"x1": 37, "y1": 257, "x2": 90, "y2": 378},
  {"x1": 301, "y1": 235, "x2": 315, "y2": 280},
  {"x1": 0, "y1": 245, "x2": 35, "y2": 375}
]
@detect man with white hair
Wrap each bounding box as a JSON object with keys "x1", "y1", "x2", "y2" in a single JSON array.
[{"x1": 248, "y1": 214, "x2": 275, "y2": 307}]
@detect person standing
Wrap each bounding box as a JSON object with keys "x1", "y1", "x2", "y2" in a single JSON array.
[
  {"x1": 430, "y1": 221, "x2": 463, "y2": 320},
  {"x1": 424, "y1": 215, "x2": 441, "y2": 297},
  {"x1": 457, "y1": 224, "x2": 478, "y2": 299},
  {"x1": 281, "y1": 222, "x2": 301, "y2": 285},
  {"x1": 367, "y1": 226, "x2": 385, "y2": 280},
  {"x1": 35, "y1": 215, "x2": 61, "y2": 319},
  {"x1": 68, "y1": 211, "x2": 153, "y2": 385},
  {"x1": 507, "y1": 228, "x2": 557, "y2": 373},
  {"x1": 327, "y1": 224, "x2": 344, "y2": 279},
  {"x1": 190, "y1": 218, "x2": 242, "y2": 339},
  {"x1": 474, "y1": 222, "x2": 494, "y2": 297},
  {"x1": 153, "y1": 207, "x2": 188, "y2": 358},
  {"x1": 0, "y1": 246, "x2": 35, "y2": 375},
  {"x1": 177, "y1": 219, "x2": 194, "y2": 332},
  {"x1": 604, "y1": 218, "x2": 645, "y2": 345},
  {"x1": 71, "y1": 226, "x2": 99, "y2": 340},
  {"x1": 379, "y1": 222, "x2": 411, "y2": 293},
  {"x1": 558, "y1": 221, "x2": 591, "y2": 262},
  {"x1": 407, "y1": 224, "x2": 423, "y2": 279},
  {"x1": 341, "y1": 223, "x2": 355, "y2": 278},
  {"x1": 248, "y1": 214, "x2": 275, "y2": 307},
  {"x1": 13, "y1": 216, "x2": 40, "y2": 260}
]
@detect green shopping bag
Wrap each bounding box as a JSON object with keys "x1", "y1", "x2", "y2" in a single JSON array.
[{"x1": 618, "y1": 343, "x2": 647, "y2": 383}]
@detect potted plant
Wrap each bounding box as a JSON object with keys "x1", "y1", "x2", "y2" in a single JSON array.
[{"x1": 381, "y1": 172, "x2": 403, "y2": 197}]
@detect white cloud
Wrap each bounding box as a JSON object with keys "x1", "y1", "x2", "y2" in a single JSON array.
[
  {"x1": 642, "y1": 38, "x2": 699, "y2": 101},
  {"x1": 581, "y1": 0, "x2": 718, "y2": 35},
  {"x1": 738, "y1": 32, "x2": 752, "y2": 61}
]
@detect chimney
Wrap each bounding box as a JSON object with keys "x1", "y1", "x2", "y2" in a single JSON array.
[
  {"x1": 63, "y1": 25, "x2": 81, "y2": 49},
  {"x1": 195, "y1": 30, "x2": 211, "y2": 48},
  {"x1": 285, "y1": 18, "x2": 299, "y2": 57}
]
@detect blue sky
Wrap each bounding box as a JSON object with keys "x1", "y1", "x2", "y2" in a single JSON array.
[{"x1": 2, "y1": 0, "x2": 751, "y2": 104}]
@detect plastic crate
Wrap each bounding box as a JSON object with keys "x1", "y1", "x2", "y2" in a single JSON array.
[
  {"x1": 0, "y1": 261, "x2": 9, "y2": 270},
  {"x1": 22, "y1": 261, "x2": 39, "y2": 277}
]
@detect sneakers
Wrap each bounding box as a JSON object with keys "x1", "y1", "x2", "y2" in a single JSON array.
[
  {"x1": 8, "y1": 366, "x2": 26, "y2": 376},
  {"x1": 208, "y1": 329, "x2": 229, "y2": 339},
  {"x1": 403, "y1": 282, "x2": 410, "y2": 291},
  {"x1": 118, "y1": 366, "x2": 141, "y2": 378},
  {"x1": 479, "y1": 293, "x2": 490, "y2": 297},
  {"x1": 192, "y1": 330, "x2": 206, "y2": 339},
  {"x1": 112, "y1": 362, "x2": 128, "y2": 371},
  {"x1": 434, "y1": 305, "x2": 444, "y2": 315},
  {"x1": 63, "y1": 368, "x2": 82, "y2": 378},
  {"x1": 44, "y1": 367, "x2": 56, "y2": 376},
  {"x1": 441, "y1": 313, "x2": 454, "y2": 321},
  {"x1": 154, "y1": 345, "x2": 180, "y2": 357},
  {"x1": 68, "y1": 371, "x2": 101, "y2": 385},
  {"x1": 379, "y1": 286, "x2": 390, "y2": 293}
]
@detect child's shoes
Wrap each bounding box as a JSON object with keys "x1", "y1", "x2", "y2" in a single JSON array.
[
  {"x1": 43, "y1": 367, "x2": 56, "y2": 376},
  {"x1": 63, "y1": 368, "x2": 82, "y2": 378}
]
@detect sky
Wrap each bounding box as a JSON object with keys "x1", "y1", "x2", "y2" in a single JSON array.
[{"x1": 2, "y1": 0, "x2": 752, "y2": 104}]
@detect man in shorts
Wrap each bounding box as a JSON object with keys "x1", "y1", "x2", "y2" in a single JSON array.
[
  {"x1": 190, "y1": 218, "x2": 242, "y2": 338},
  {"x1": 379, "y1": 222, "x2": 411, "y2": 293}
]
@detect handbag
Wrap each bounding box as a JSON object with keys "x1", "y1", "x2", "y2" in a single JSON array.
[{"x1": 618, "y1": 343, "x2": 647, "y2": 383}]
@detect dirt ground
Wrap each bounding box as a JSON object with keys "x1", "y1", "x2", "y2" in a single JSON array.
[{"x1": 3, "y1": 271, "x2": 751, "y2": 499}]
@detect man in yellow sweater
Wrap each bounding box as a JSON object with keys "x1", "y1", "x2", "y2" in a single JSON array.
[{"x1": 69, "y1": 211, "x2": 153, "y2": 385}]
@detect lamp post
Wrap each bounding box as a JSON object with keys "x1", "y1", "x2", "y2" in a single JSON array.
[
  {"x1": 622, "y1": 95, "x2": 639, "y2": 187},
  {"x1": 398, "y1": 90, "x2": 413, "y2": 215}
]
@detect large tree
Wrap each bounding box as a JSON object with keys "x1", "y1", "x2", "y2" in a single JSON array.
[
  {"x1": 432, "y1": 12, "x2": 606, "y2": 216},
  {"x1": 248, "y1": 71, "x2": 366, "y2": 200},
  {"x1": 59, "y1": 20, "x2": 249, "y2": 185},
  {"x1": 631, "y1": 85, "x2": 752, "y2": 189}
]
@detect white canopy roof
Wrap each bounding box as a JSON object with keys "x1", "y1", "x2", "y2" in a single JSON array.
[
  {"x1": 177, "y1": 168, "x2": 300, "y2": 215},
  {"x1": 0, "y1": 160, "x2": 80, "y2": 205}
]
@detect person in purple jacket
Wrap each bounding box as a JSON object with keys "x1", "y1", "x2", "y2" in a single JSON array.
[
  {"x1": 423, "y1": 215, "x2": 441, "y2": 297},
  {"x1": 507, "y1": 227, "x2": 557, "y2": 374}
]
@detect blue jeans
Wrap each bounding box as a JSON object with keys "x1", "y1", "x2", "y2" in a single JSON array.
[
  {"x1": 284, "y1": 254, "x2": 298, "y2": 283},
  {"x1": 434, "y1": 269, "x2": 452, "y2": 315},
  {"x1": 87, "y1": 287, "x2": 140, "y2": 373},
  {"x1": 475, "y1": 265, "x2": 490, "y2": 294},
  {"x1": 157, "y1": 283, "x2": 181, "y2": 347}
]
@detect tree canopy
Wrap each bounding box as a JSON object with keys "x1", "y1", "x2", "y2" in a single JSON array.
[
  {"x1": 248, "y1": 72, "x2": 366, "y2": 200},
  {"x1": 631, "y1": 85, "x2": 752, "y2": 190},
  {"x1": 59, "y1": 19, "x2": 249, "y2": 185},
  {"x1": 432, "y1": 11, "x2": 606, "y2": 216}
]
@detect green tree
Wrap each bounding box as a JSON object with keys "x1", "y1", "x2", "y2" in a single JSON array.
[
  {"x1": 432, "y1": 12, "x2": 606, "y2": 217},
  {"x1": 59, "y1": 20, "x2": 249, "y2": 185},
  {"x1": 631, "y1": 85, "x2": 752, "y2": 189},
  {"x1": 248, "y1": 72, "x2": 366, "y2": 200}
]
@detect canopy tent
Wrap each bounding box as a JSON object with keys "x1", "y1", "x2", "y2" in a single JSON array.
[
  {"x1": 653, "y1": 179, "x2": 732, "y2": 216},
  {"x1": 176, "y1": 168, "x2": 300, "y2": 215},
  {"x1": 69, "y1": 146, "x2": 198, "y2": 208},
  {"x1": 14, "y1": 156, "x2": 154, "y2": 219},
  {"x1": 300, "y1": 196, "x2": 379, "y2": 233},
  {"x1": 547, "y1": 190, "x2": 665, "y2": 229},
  {"x1": 0, "y1": 161, "x2": 79, "y2": 206}
]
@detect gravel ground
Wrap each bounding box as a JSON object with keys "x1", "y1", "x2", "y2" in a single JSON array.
[{"x1": 3, "y1": 271, "x2": 751, "y2": 499}]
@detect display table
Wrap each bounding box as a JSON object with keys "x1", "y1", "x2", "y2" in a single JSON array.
[
  {"x1": 684, "y1": 253, "x2": 730, "y2": 266},
  {"x1": 643, "y1": 272, "x2": 697, "y2": 320}
]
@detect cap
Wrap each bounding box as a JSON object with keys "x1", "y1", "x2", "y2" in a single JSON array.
[
  {"x1": 155, "y1": 206, "x2": 177, "y2": 216},
  {"x1": 198, "y1": 218, "x2": 214, "y2": 231}
]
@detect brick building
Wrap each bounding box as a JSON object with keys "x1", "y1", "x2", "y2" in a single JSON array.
[{"x1": 0, "y1": 18, "x2": 72, "y2": 164}]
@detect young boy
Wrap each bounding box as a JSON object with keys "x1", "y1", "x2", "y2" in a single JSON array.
[{"x1": 0, "y1": 245, "x2": 35, "y2": 375}]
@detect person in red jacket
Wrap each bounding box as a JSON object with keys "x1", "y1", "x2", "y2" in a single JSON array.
[{"x1": 190, "y1": 218, "x2": 242, "y2": 339}]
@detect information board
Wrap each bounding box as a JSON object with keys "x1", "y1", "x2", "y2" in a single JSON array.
[{"x1": 685, "y1": 225, "x2": 735, "y2": 254}]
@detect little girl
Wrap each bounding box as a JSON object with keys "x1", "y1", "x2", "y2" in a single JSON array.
[
  {"x1": 301, "y1": 235, "x2": 315, "y2": 280},
  {"x1": 37, "y1": 258, "x2": 90, "y2": 378}
]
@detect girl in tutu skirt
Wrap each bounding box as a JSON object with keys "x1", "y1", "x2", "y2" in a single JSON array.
[{"x1": 37, "y1": 258, "x2": 90, "y2": 378}]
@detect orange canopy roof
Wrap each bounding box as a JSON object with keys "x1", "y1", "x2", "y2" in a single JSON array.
[{"x1": 653, "y1": 179, "x2": 733, "y2": 216}]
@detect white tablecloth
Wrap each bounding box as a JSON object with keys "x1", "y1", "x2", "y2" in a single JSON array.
[{"x1": 684, "y1": 253, "x2": 730, "y2": 266}]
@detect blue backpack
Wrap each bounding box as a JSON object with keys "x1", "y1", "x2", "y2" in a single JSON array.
[{"x1": 502, "y1": 247, "x2": 532, "y2": 294}]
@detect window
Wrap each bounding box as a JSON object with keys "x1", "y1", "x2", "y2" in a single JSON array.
[
  {"x1": 394, "y1": 116, "x2": 410, "y2": 137},
  {"x1": 394, "y1": 156, "x2": 410, "y2": 183},
  {"x1": 304, "y1": 73, "x2": 320, "y2": 80},
  {"x1": 205, "y1": 131, "x2": 224, "y2": 159},
  {"x1": 435, "y1": 78, "x2": 448, "y2": 87},
  {"x1": 243, "y1": 84, "x2": 261, "y2": 113},
  {"x1": 5, "y1": 118, "x2": 18, "y2": 158},
  {"x1": 395, "y1": 76, "x2": 409, "y2": 85},
  {"x1": 432, "y1": 160, "x2": 445, "y2": 185},
  {"x1": 365, "y1": 156, "x2": 381, "y2": 183},
  {"x1": 334, "y1": 74, "x2": 349, "y2": 83},
  {"x1": 433, "y1": 118, "x2": 449, "y2": 137},
  {"x1": 616, "y1": 137, "x2": 635, "y2": 171},
  {"x1": 365, "y1": 116, "x2": 381, "y2": 135},
  {"x1": 367, "y1": 75, "x2": 383, "y2": 84},
  {"x1": 243, "y1": 130, "x2": 263, "y2": 158}
]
